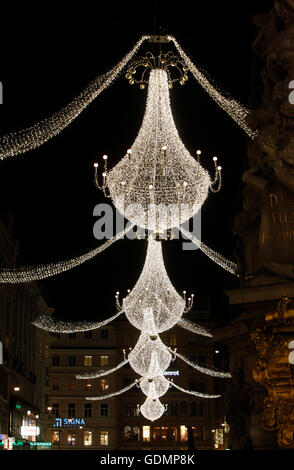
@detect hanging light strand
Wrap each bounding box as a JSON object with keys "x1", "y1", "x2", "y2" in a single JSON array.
[
  {"x1": 168, "y1": 36, "x2": 257, "y2": 139},
  {"x1": 180, "y1": 226, "x2": 238, "y2": 275},
  {"x1": 32, "y1": 309, "x2": 124, "y2": 333},
  {"x1": 86, "y1": 379, "x2": 139, "y2": 400},
  {"x1": 76, "y1": 358, "x2": 129, "y2": 380},
  {"x1": 0, "y1": 36, "x2": 149, "y2": 160},
  {"x1": 172, "y1": 349, "x2": 231, "y2": 378},
  {"x1": 177, "y1": 318, "x2": 212, "y2": 338},
  {"x1": 0, "y1": 224, "x2": 134, "y2": 283},
  {"x1": 169, "y1": 380, "x2": 221, "y2": 398}
]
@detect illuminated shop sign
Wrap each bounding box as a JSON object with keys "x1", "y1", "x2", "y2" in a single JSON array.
[
  {"x1": 163, "y1": 370, "x2": 179, "y2": 376},
  {"x1": 30, "y1": 442, "x2": 52, "y2": 447},
  {"x1": 21, "y1": 426, "x2": 40, "y2": 437},
  {"x1": 53, "y1": 418, "x2": 86, "y2": 428}
]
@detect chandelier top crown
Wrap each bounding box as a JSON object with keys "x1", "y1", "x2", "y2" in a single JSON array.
[{"x1": 125, "y1": 51, "x2": 189, "y2": 89}]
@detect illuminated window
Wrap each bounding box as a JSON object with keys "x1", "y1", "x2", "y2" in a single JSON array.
[
  {"x1": 123, "y1": 426, "x2": 140, "y2": 442},
  {"x1": 68, "y1": 403, "x2": 75, "y2": 418},
  {"x1": 124, "y1": 426, "x2": 132, "y2": 441},
  {"x1": 180, "y1": 425, "x2": 188, "y2": 442},
  {"x1": 170, "y1": 427, "x2": 177, "y2": 441},
  {"x1": 100, "y1": 431, "x2": 109, "y2": 446},
  {"x1": 51, "y1": 431, "x2": 60, "y2": 444},
  {"x1": 67, "y1": 433, "x2": 76, "y2": 447},
  {"x1": 84, "y1": 356, "x2": 93, "y2": 366},
  {"x1": 84, "y1": 403, "x2": 92, "y2": 418},
  {"x1": 169, "y1": 333, "x2": 177, "y2": 346},
  {"x1": 153, "y1": 426, "x2": 169, "y2": 441},
  {"x1": 101, "y1": 329, "x2": 109, "y2": 339},
  {"x1": 84, "y1": 431, "x2": 92, "y2": 446},
  {"x1": 100, "y1": 403, "x2": 108, "y2": 417},
  {"x1": 100, "y1": 355, "x2": 108, "y2": 366},
  {"x1": 100, "y1": 379, "x2": 108, "y2": 391},
  {"x1": 69, "y1": 377, "x2": 76, "y2": 391},
  {"x1": 289, "y1": 340, "x2": 294, "y2": 364},
  {"x1": 142, "y1": 426, "x2": 150, "y2": 442},
  {"x1": 85, "y1": 380, "x2": 92, "y2": 390}
]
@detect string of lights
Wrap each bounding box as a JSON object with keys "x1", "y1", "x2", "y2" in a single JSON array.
[
  {"x1": 86, "y1": 379, "x2": 139, "y2": 400},
  {"x1": 0, "y1": 36, "x2": 149, "y2": 160},
  {"x1": 32, "y1": 309, "x2": 124, "y2": 333},
  {"x1": 177, "y1": 318, "x2": 212, "y2": 338},
  {"x1": 168, "y1": 35, "x2": 257, "y2": 139},
  {"x1": 76, "y1": 358, "x2": 129, "y2": 380},
  {"x1": 169, "y1": 380, "x2": 221, "y2": 399},
  {"x1": 180, "y1": 226, "x2": 238, "y2": 275},
  {"x1": 0, "y1": 225, "x2": 133, "y2": 283},
  {"x1": 172, "y1": 350, "x2": 231, "y2": 378}
]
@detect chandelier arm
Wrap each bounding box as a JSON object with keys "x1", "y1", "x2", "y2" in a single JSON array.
[
  {"x1": 177, "y1": 318, "x2": 212, "y2": 338},
  {"x1": 168, "y1": 35, "x2": 257, "y2": 139},
  {"x1": 180, "y1": 226, "x2": 238, "y2": 276},
  {"x1": 169, "y1": 380, "x2": 221, "y2": 398},
  {"x1": 32, "y1": 309, "x2": 125, "y2": 333},
  {"x1": 75, "y1": 358, "x2": 129, "y2": 379},
  {"x1": 172, "y1": 349, "x2": 231, "y2": 378},
  {"x1": 85, "y1": 379, "x2": 139, "y2": 400},
  {"x1": 0, "y1": 36, "x2": 150, "y2": 160},
  {"x1": 0, "y1": 224, "x2": 134, "y2": 283}
]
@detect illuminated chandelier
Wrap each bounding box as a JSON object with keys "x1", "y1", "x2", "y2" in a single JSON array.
[{"x1": 0, "y1": 36, "x2": 249, "y2": 421}]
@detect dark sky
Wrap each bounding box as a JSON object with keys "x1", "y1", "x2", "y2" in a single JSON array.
[{"x1": 0, "y1": 1, "x2": 272, "y2": 322}]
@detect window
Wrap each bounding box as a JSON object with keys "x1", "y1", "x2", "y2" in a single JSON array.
[
  {"x1": 180, "y1": 425, "x2": 188, "y2": 442},
  {"x1": 69, "y1": 333, "x2": 77, "y2": 339},
  {"x1": 69, "y1": 377, "x2": 76, "y2": 391},
  {"x1": 100, "y1": 379, "x2": 108, "y2": 391},
  {"x1": 84, "y1": 403, "x2": 92, "y2": 418},
  {"x1": 190, "y1": 402, "x2": 197, "y2": 416},
  {"x1": 84, "y1": 431, "x2": 92, "y2": 446},
  {"x1": 68, "y1": 356, "x2": 76, "y2": 366},
  {"x1": 51, "y1": 431, "x2": 60, "y2": 444},
  {"x1": 124, "y1": 426, "x2": 140, "y2": 442},
  {"x1": 180, "y1": 401, "x2": 187, "y2": 416},
  {"x1": 68, "y1": 403, "x2": 76, "y2": 418},
  {"x1": 84, "y1": 331, "x2": 92, "y2": 339},
  {"x1": 100, "y1": 355, "x2": 108, "y2": 366},
  {"x1": 52, "y1": 356, "x2": 60, "y2": 366},
  {"x1": 45, "y1": 366, "x2": 49, "y2": 386},
  {"x1": 170, "y1": 401, "x2": 178, "y2": 416},
  {"x1": 153, "y1": 426, "x2": 169, "y2": 442},
  {"x1": 52, "y1": 377, "x2": 60, "y2": 391},
  {"x1": 170, "y1": 427, "x2": 177, "y2": 441},
  {"x1": 198, "y1": 402, "x2": 205, "y2": 417},
  {"x1": 84, "y1": 356, "x2": 93, "y2": 366},
  {"x1": 52, "y1": 403, "x2": 59, "y2": 418},
  {"x1": 100, "y1": 431, "x2": 108, "y2": 446},
  {"x1": 169, "y1": 333, "x2": 177, "y2": 346},
  {"x1": 142, "y1": 426, "x2": 150, "y2": 442},
  {"x1": 67, "y1": 433, "x2": 76, "y2": 447},
  {"x1": 43, "y1": 345, "x2": 49, "y2": 359},
  {"x1": 124, "y1": 403, "x2": 139, "y2": 417},
  {"x1": 101, "y1": 329, "x2": 109, "y2": 339},
  {"x1": 100, "y1": 403, "x2": 108, "y2": 417}
]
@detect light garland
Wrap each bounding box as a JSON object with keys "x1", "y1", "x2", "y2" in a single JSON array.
[
  {"x1": 178, "y1": 318, "x2": 212, "y2": 338},
  {"x1": 32, "y1": 309, "x2": 124, "y2": 333},
  {"x1": 0, "y1": 225, "x2": 133, "y2": 283},
  {"x1": 105, "y1": 68, "x2": 219, "y2": 231},
  {"x1": 76, "y1": 358, "x2": 129, "y2": 380},
  {"x1": 172, "y1": 349, "x2": 231, "y2": 378},
  {"x1": 168, "y1": 36, "x2": 257, "y2": 139},
  {"x1": 0, "y1": 36, "x2": 149, "y2": 160},
  {"x1": 86, "y1": 379, "x2": 139, "y2": 401},
  {"x1": 169, "y1": 380, "x2": 221, "y2": 399},
  {"x1": 180, "y1": 226, "x2": 238, "y2": 275}
]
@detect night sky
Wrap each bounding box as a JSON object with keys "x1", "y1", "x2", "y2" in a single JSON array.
[{"x1": 0, "y1": 1, "x2": 272, "y2": 323}]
